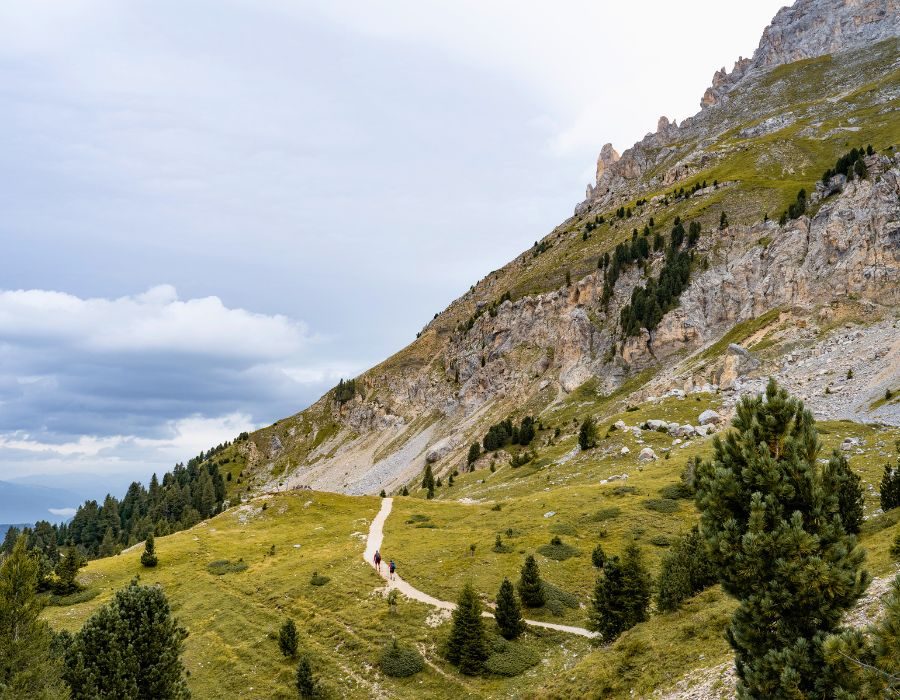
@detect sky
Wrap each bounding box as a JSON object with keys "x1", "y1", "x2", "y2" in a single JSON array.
[{"x1": 0, "y1": 0, "x2": 787, "y2": 510}]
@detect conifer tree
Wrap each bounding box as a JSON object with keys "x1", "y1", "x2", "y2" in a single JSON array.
[
  {"x1": 422, "y1": 464, "x2": 435, "y2": 499},
  {"x1": 140, "y1": 533, "x2": 158, "y2": 568},
  {"x1": 589, "y1": 543, "x2": 651, "y2": 641},
  {"x1": 656, "y1": 526, "x2": 715, "y2": 612},
  {"x1": 880, "y1": 444, "x2": 900, "y2": 511},
  {"x1": 518, "y1": 555, "x2": 545, "y2": 608},
  {"x1": 578, "y1": 418, "x2": 597, "y2": 451},
  {"x1": 64, "y1": 579, "x2": 190, "y2": 699},
  {"x1": 467, "y1": 442, "x2": 481, "y2": 467},
  {"x1": 279, "y1": 619, "x2": 299, "y2": 658},
  {"x1": 401, "y1": 486, "x2": 409, "y2": 497},
  {"x1": 445, "y1": 583, "x2": 487, "y2": 675},
  {"x1": 719, "y1": 211, "x2": 729, "y2": 229},
  {"x1": 495, "y1": 578, "x2": 525, "y2": 640},
  {"x1": 54, "y1": 546, "x2": 84, "y2": 594},
  {"x1": 695, "y1": 379, "x2": 869, "y2": 697},
  {"x1": 591, "y1": 543, "x2": 606, "y2": 568},
  {"x1": 823, "y1": 451, "x2": 864, "y2": 534},
  {"x1": 0, "y1": 536, "x2": 68, "y2": 699},
  {"x1": 295, "y1": 656, "x2": 317, "y2": 698}
]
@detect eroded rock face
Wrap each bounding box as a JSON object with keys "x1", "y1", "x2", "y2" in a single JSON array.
[{"x1": 701, "y1": 0, "x2": 899, "y2": 107}]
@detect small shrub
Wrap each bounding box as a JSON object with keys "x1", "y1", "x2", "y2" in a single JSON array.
[
  {"x1": 415, "y1": 523, "x2": 437, "y2": 529},
  {"x1": 891, "y1": 530, "x2": 900, "y2": 560},
  {"x1": 659, "y1": 483, "x2": 693, "y2": 500},
  {"x1": 590, "y1": 507, "x2": 621, "y2": 522},
  {"x1": 380, "y1": 638, "x2": 424, "y2": 678},
  {"x1": 642, "y1": 498, "x2": 680, "y2": 513},
  {"x1": 537, "y1": 537, "x2": 580, "y2": 561},
  {"x1": 406, "y1": 514, "x2": 430, "y2": 524},
  {"x1": 591, "y1": 543, "x2": 606, "y2": 568},
  {"x1": 207, "y1": 559, "x2": 248, "y2": 575},
  {"x1": 491, "y1": 503, "x2": 502, "y2": 511},
  {"x1": 541, "y1": 580, "x2": 579, "y2": 616},
  {"x1": 493, "y1": 535, "x2": 513, "y2": 553},
  {"x1": 484, "y1": 641, "x2": 540, "y2": 677},
  {"x1": 47, "y1": 588, "x2": 99, "y2": 607},
  {"x1": 549, "y1": 523, "x2": 578, "y2": 536},
  {"x1": 610, "y1": 485, "x2": 638, "y2": 497},
  {"x1": 650, "y1": 535, "x2": 671, "y2": 547},
  {"x1": 310, "y1": 571, "x2": 330, "y2": 586}
]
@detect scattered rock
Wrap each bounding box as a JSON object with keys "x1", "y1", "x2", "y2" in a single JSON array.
[
  {"x1": 639, "y1": 447, "x2": 658, "y2": 462},
  {"x1": 698, "y1": 409, "x2": 723, "y2": 425}
]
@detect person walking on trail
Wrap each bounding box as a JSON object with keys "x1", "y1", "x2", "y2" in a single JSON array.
[
  {"x1": 389, "y1": 560, "x2": 396, "y2": 581},
  {"x1": 374, "y1": 550, "x2": 382, "y2": 572}
]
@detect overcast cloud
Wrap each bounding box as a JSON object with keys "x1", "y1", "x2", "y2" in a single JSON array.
[{"x1": 0, "y1": 1, "x2": 785, "y2": 496}]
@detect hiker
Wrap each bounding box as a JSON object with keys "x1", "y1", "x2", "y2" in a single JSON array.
[
  {"x1": 389, "y1": 559, "x2": 396, "y2": 581},
  {"x1": 374, "y1": 550, "x2": 382, "y2": 571}
]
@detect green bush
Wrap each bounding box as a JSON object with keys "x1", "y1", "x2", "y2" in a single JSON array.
[
  {"x1": 549, "y1": 523, "x2": 578, "y2": 536},
  {"x1": 610, "y1": 485, "x2": 638, "y2": 497},
  {"x1": 642, "y1": 498, "x2": 680, "y2": 513},
  {"x1": 650, "y1": 535, "x2": 671, "y2": 547},
  {"x1": 207, "y1": 559, "x2": 248, "y2": 575},
  {"x1": 537, "y1": 538, "x2": 580, "y2": 561},
  {"x1": 406, "y1": 514, "x2": 431, "y2": 524},
  {"x1": 590, "y1": 507, "x2": 621, "y2": 522},
  {"x1": 542, "y1": 580, "x2": 579, "y2": 616},
  {"x1": 380, "y1": 639, "x2": 424, "y2": 678},
  {"x1": 484, "y1": 641, "x2": 540, "y2": 677},
  {"x1": 659, "y1": 483, "x2": 693, "y2": 500},
  {"x1": 310, "y1": 571, "x2": 330, "y2": 586},
  {"x1": 47, "y1": 588, "x2": 99, "y2": 607}
]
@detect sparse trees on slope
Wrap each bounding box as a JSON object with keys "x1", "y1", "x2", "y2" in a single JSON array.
[
  {"x1": 695, "y1": 379, "x2": 869, "y2": 698},
  {"x1": 0, "y1": 535, "x2": 68, "y2": 700},
  {"x1": 63, "y1": 579, "x2": 190, "y2": 699},
  {"x1": 495, "y1": 578, "x2": 525, "y2": 640},
  {"x1": 518, "y1": 555, "x2": 545, "y2": 608},
  {"x1": 446, "y1": 583, "x2": 487, "y2": 675},
  {"x1": 589, "y1": 543, "x2": 650, "y2": 642}
]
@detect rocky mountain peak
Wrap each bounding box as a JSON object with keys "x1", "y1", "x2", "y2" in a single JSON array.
[{"x1": 701, "y1": 0, "x2": 899, "y2": 108}]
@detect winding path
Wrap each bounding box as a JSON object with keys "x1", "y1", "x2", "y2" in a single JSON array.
[{"x1": 363, "y1": 497, "x2": 598, "y2": 639}]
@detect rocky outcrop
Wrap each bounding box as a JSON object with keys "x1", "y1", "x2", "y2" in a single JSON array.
[{"x1": 700, "y1": 0, "x2": 899, "y2": 108}]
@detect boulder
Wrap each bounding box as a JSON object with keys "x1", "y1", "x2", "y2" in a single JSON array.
[
  {"x1": 638, "y1": 447, "x2": 658, "y2": 462},
  {"x1": 615, "y1": 420, "x2": 627, "y2": 431},
  {"x1": 698, "y1": 409, "x2": 723, "y2": 426},
  {"x1": 645, "y1": 419, "x2": 668, "y2": 431},
  {"x1": 620, "y1": 446, "x2": 631, "y2": 455},
  {"x1": 674, "y1": 424, "x2": 697, "y2": 438}
]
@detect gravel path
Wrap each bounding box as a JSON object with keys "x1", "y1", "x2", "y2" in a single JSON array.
[{"x1": 363, "y1": 497, "x2": 598, "y2": 639}]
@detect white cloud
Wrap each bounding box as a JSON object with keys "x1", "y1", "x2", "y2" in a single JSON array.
[
  {"x1": 0, "y1": 285, "x2": 311, "y2": 360},
  {"x1": 0, "y1": 433, "x2": 123, "y2": 456},
  {"x1": 48, "y1": 507, "x2": 77, "y2": 517}
]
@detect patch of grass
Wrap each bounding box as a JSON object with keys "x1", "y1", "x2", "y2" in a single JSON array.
[
  {"x1": 549, "y1": 523, "x2": 579, "y2": 536},
  {"x1": 207, "y1": 559, "x2": 249, "y2": 575},
  {"x1": 589, "y1": 507, "x2": 622, "y2": 522},
  {"x1": 405, "y1": 514, "x2": 431, "y2": 524},
  {"x1": 694, "y1": 308, "x2": 782, "y2": 364},
  {"x1": 310, "y1": 571, "x2": 331, "y2": 586},
  {"x1": 659, "y1": 484, "x2": 693, "y2": 500}
]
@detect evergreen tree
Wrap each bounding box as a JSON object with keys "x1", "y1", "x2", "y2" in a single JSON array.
[
  {"x1": 656, "y1": 527, "x2": 715, "y2": 612},
  {"x1": 578, "y1": 418, "x2": 597, "y2": 451},
  {"x1": 467, "y1": 442, "x2": 481, "y2": 467},
  {"x1": 401, "y1": 486, "x2": 409, "y2": 497},
  {"x1": 494, "y1": 578, "x2": 525, "y2": 640},
  {"x1": 422, "y1": 464, "x2": 435, "y2": 499},
  {"x1": 591, "y1": 543, "x2": 606, "y2": 568},
  {"x1": 589, "y1": 544, "x2": 651, "y2": 641},
  {"x1": 54, "y1": 547, "x2": 84, "y2": 595},
  {"x1": 64, "y1": 579, "x2": 190, "y2": 699},
  {"x1": 0, "y1": 535, "x2": 68, "y2": 699},
  {"x1": 99, "y1": 527, "x2": 117, "y2": 558},
  {"x1": 295, "y1": 656, "x2": 317, "y2": 698},
  {"x1": 518, "y1": 555, "x2": 545, "y2": 608},
  {"x1": 823, "y1": 451, "x2": 864, "y2": 534},
  {"x1": 141, "y1": 533, "x2": 158, "y2": 568},
  {"x1": 880, "y1": 446, "x2": 900, "y2": 511},
  {"x1": 279, "y1": 619, "x2": 298, "y2": 658},
  {"x1": 445, "y1": 583, "x2": 487, "y2": 675},
  {"x1": 719, "y1": 211, "x2": 729, "y2": 229},
  {"x1": 695, "y1": 379, "x2": 869, "y2": 698}
]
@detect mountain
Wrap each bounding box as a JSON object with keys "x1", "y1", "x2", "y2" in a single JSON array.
[
  {"x1": 0, "y1": 480, "x2": 81, "y2": 524},
  {"x1": 222, "y1": 0, "x2": 899, "y2": 500},
  {"x1": 36, "y1": 3, "x2": 900, "y2": 699}
]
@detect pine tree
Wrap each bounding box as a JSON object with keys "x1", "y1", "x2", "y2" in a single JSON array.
[
  {"x1": 578, "y1": 418, "x2": 597, "y2": 451},
  {"x1": 445, "y1": 583, "x2": 487, "y2": 675},
  {"x1": 656, "y1": 527, "x2": 715, "y2": 612},
  {"x1": 279, "y1": 619, "x2": 299, "y2": 658},
  {"x1": 880, "y1": 446, "x2": 900, "y2": 511},
  {"x1": 295, "y1": 655, "x2": 317, "y2": 698},
  {"x1": 140, "y1": 533, "x2": 158, "y2": 568},
  {"x1": 54, "y1": 546, "x2": 84, "y2": 594},
  {"x1": 823, "y1": 451, "x2": 864, "y2": 534},
  {"x1": 495, "y1": 578, "x2": 525, "y2": 640},
  {"x1": 719, "y1": 211, "x2": 729, "y2": 229},
  {"x1": 589, "y1": 544, "x2": 651, "y2": 641},
  {"x1": 591, "y1": 543, "x2": 606, "y2": 568},
  {"x1": 518, "y1": 555, "x2": 545, "y2": 608},
  {"x1": 98, "y1": 527, "x2": 117, "y2": 558},
  {"x1": 401, "y1": 486, "x2": 409, "y2": 497},
  {"x1": 695, "y1": 379, "x2": 869, "y2": 697},
  {"x1": 0, "y1": 535, "x2": 69, "y2": 699},
  {"x1": 64, "y1": 579, "x2": 190, "y2": 699},
  {"x1": 422, "y1": 464, "x2": 435, "y2": 499},
  {"x1": 467, "y1": 442, "x2": 481, "y2": 466}
]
